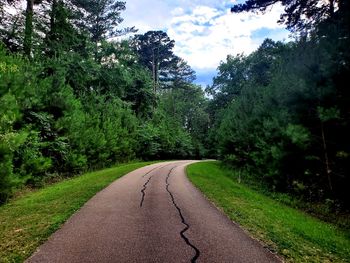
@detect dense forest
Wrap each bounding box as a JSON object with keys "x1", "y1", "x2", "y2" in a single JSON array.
[{"x1": 0, "y1": 0, "x2": 349, "y2": 213}]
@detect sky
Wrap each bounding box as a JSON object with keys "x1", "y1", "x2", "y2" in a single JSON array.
[{"x1": 121, "y1": 0, "x2": 291, "y2": 87}]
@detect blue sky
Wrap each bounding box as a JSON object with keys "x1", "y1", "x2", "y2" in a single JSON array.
[{"x1": 121, "y1": 0, "x2": 290, "y2": 86}]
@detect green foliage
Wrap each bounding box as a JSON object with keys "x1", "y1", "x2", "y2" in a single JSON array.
[
  {"x1": 159, "y1": 85, "x2": 210, "y2": 157},
  {"x1": 131, "y1": 31, "x2": 196, "y2": 92},
  {"x1": 317, "y1": 106, "x2": 340, "y2": 122},
  {"x1": 136, "y1": 110, "x2": 194, "y2": 160},
  {"x1": 0, "y1": 47, "x2": 34, "y2": 200},
  {"x1": 134, "y1": 83, "x2": 211, "y2": 160},
  {"x1": 14, "y1": 130, "x2": 53, "y2": 182},
  {"x1": 73, "y1": 0, "x2": 130, "y2": 42},
  {"x1": 211, "y1": 19, "x2": 350, "y2": 207},
  {"x1": 285, "y1": 124, "x2": 310, "y2": 149},
  {"x1": 0, "y1": 41, "x2": 144, "y2": 201},
  {"x1": 0, "y1": 0, "x2": 206, "y2": 203},
  {"x1": 1, "y1": 0, "x2": 347, "y2": 220}
]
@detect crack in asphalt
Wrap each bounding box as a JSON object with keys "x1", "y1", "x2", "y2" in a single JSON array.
[
  {"x1": 166, "y1": 166, "x2": 200, "y2": 263},
  {"x1": 140, "y1": 176, "x2": 153, "y2": 207},
  {"x1": 142, "y1": 165, "x2": 163, "y2": 178},
  {"x1": 140, "y1": 164, "x2": 169, "y2": 207}
]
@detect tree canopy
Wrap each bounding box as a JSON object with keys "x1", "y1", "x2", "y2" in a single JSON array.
[
  {"x1": 231, "y1": 0, "x2": 344, "y2": 32},
  {"x1": 0, "y1": 0, "x2": 349, "y2": 215},
  {"x1": 0, "y1": 1, "x2": 205, "y2": 203},
  {"x1": 131, "y1": 30, "x2": 195, "y2": 93}
]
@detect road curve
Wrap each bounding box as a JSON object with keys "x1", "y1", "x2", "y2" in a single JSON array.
[{"x1": 26, "y1": 160, "x2": 281, "y2": 263}]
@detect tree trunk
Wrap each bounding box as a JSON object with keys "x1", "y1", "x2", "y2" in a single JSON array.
[
  {"x1": 155, "y1": 47, "x2": 160, "y2": 93},
  {"x1": 46, "y1": 0, "x2": 58, "y2": 57},
  {"x1": 329, "y1": 0, "x2": 335, "y2": 17},
  {"x1": 156, "y1": 60, "x2": 159, "y2": 93},
  {"x1": 321, "y1": 122, "x2": 333, "y2": 191},
  {"x1": 24, "y1": 0, "x2": 34, "y2": 57},
  {"x1": 152, "y1": 49, "x2": 156, "y2": 94},
  {"x1": 50, "y1": 0, "x2": 57, "y2": 36}
]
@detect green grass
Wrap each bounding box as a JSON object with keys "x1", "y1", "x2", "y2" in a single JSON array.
[
  {"x1": 187, "y1": 161, "x2": 350, "y2": 263},
  {"x1": 0, "y1": 161, "x2": 156, "y2": 263}
]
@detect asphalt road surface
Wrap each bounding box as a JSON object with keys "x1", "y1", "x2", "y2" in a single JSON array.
[{"x1": 26, "y1": 160, "x2": 281, "y2": 263}]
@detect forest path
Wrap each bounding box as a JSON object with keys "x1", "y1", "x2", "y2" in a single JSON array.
[{"x1": 26, "y1": 160, "x2": 280, "y2": 263}]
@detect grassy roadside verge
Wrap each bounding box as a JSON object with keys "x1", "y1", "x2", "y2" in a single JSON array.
[
  {"x1": 0, "y1": 161, "x2": 156, "y2": 263},
  {"x1": 187, "y1": 161, "x2": 350, "y2": 263}
]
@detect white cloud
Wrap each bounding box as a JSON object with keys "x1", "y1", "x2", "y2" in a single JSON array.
[
  {"x1": 121, "y1": 0, "x2": 290, "y2": 85},
  {"x1": 122, "y1": 0, "x2": 173, "y2": 32},
  {"x1": 167, "y1": 4, "x2": 289, "y2": 71},
  {"x1": 171, "y1": 7, "x2": 185, "y2": 16}
]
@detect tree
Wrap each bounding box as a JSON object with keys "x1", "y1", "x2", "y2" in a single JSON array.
[
  {"x1": 44, "y1": 0, "x2": 85, "y2": 56},
  {"x1": 131, "y1": 31, "x2": 177, "y2": 93},
  {"x1": 231, "y1": 0, "x2": 341, "y2": 32},
  {"x1": 72, "y1": 0, "x2": 133, "y2": 42},
  {"x1": 165, "y1": 57, "x2": 196, "y2": 89},
  {"x1": 159, "y1": 85, "x2": 210, "y2": 157},
  {"x1": 23, "y1": 0, "x2": 34, "y2": 57},
  {"x1": 209, "y1": 29, "x2": 350, "y2": 207},
  {"x1": 206, "y1": 54, "x2": 248, "y2": 111},
  {"x1": 0, "y1": 0, "x2": 208, "y2": 204},
  {"x1": 131, "y1": 31, "x2": 196, "y2": 92},
  {"x1": 0, "y1": 0, "x2": 42, "y2": 55},
  {"x1": 0, "y1": 12, "x2": 23, "y2": 52}
]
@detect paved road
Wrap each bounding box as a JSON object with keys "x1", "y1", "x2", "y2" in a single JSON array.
[{"x1": 26, "y1": 161, "x2": 281, "y2": 263}]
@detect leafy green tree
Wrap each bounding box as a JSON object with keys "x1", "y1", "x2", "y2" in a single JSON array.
[
  {"x1": 23, "y1": 0, "x2": 35, "y2": 56},
  {"x1": 1, "y1": 1, "x2": 24, "y2": 52},
  {"x1": 71, "y1": 0, "x2": 135, "y2": 61},
  {"x1": 72, "y1": 0, "x2": 131, "y2": 42},
  {"x1": 0, "y1": 0, "x2": 43, "y2": 56},
  {"x1": 44, "y1": 0, "x2": 89, "y2": 57},
  {"x1": 159, "y1": 85, "x2": 210, "y2": 157},
  {"x1": 206, "y1": 54, "x2": 248, "y2": 111},
  {"x1": 23, "y1": 0, "x2": 42, "y2": 57},
  {"x1": 0, "y1": 45, "x2": 52, "y2": 200},
  {"x1": 137, "y1": 110, "x2": 194, "y2": 160},
  {"x1": 212, "y1": 30, "x2": 349, "y2": 207},
  {"x1": 131, "y1": 31, "x2": 178, "y2": 93},
  {"x1": 164, "y1": 57, "x2": 196, "y2": 89}
]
